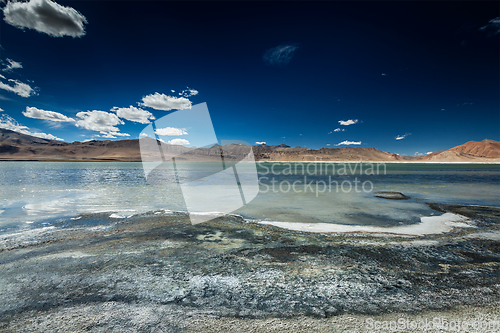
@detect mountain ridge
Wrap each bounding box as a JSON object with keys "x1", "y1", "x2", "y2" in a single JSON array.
[
  {"x1": 0, "y1": 129, "x2": 499, "y2": 162},
  {"x1": 417, "y1": 139, "x2": 500, "y2": 162}
]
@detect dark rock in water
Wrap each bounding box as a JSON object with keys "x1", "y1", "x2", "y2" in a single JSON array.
[
  {"x1": 427, "y1": 202, "x2": 500, "y2": 224},
  {"x1": 374, "y1": 191, "x2": 410, "y2": 200}
]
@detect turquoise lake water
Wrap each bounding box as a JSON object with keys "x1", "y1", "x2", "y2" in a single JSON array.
[{"x1": 0, "y1": 161, "x2": 499, "y2": 234}]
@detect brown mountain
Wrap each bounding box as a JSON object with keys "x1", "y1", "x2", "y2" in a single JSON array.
[
  {"x1": 0, "y1": 129, "x2": 401, "y2": 162},
  {"x1": 252, "y1": 145, "x2": 400, "y2": 161},
  {"x1": 449, "y1": 139, "x2": 500, "y2": 158},
  {"x1": 1, "y1": 129, "x2": 499, "y2": 162},
  {"x1": 417, "y1": 139, "x2": 500, "y2": 162},
  {"x1": 0, "y1": 129, "x2": 142, "y2": 161}
]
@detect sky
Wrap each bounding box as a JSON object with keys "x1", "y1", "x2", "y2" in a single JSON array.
[{"x1": 0, "y1": 0, "x2": 498, "y2": 156}]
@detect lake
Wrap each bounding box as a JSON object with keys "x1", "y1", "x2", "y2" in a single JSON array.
[{"x1": 0, "y1": 161, "x2": 499, "y2": 235}]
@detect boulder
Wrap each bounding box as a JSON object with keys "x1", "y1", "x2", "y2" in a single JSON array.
[{"x1": 374, "y1": 191, "x2": 410, "y2": 200}]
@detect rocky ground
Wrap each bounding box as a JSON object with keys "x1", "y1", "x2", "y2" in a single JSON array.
[{"x1": 0, "y1": 204, "x2": 499, "y2": 332}]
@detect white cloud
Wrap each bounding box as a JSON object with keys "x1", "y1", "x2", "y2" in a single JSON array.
[
  {"x1": 111, "y1": 106, "x2": 154, "y2": 124},
  {"x1": 336, "y1": 140, "x2": 361, "y2": 146},
  {"x1": 75, "y1": 110, "x2": 128, "y2": 137},
  {"x1": 3, "y1": 58, "x2": 23, "y2": 72},
  {"x1": 139, "y1": 133, "x2": 148, "y2": 137},
  {"x1": 23, "y1": 106, "x2": 75, "y2": 122},
  {"x1": 395, "y1": 133, "x2": 411, "y2": 140},
  {"x1": 0, "y1": 78, "x2": 36, "y2": 97},
  {"x1": 155, "y1": 127, "x2": 187, "y2": 136},
  {"x1": 334, "y1": 128, "x2": 345, "y2": 132},
  {"x1": 426, "y1": 151, "x2": 433, "y2": 155},
  {"x1": 0, "y1": 114, "x2": 63, "y2": 140},
  {"x1": 3, "y1": 0, "x2": 88, "y2": 38},
  {"x1": 326, "y1": 144, "x2": 331, "y2": 146},
  {"x1": 263, "y1": 44, "x2": 299, "y2": 66},
  {"x1": 180, "y1": 88, "x2": 198, "y2": 97},
  {"x1": 140, "y1": 92, "x2": 192, "y2": 111},
  {"x1": 0, "y1": 108, "x2": 3, "y2": 112},
  {"x1": 338, "y1": 119, "x2": 358, "y2": 126},
  {"x1": 0, "y1": 74, "x2": 5, "y2": 80},
  {"x1": 167, "y1": 138, "x2": 190, "y2": 146},
  {"x1": 255, "y1": 141, "x2": 266, "y2": 145},
  {"x1": 183, "y1": 88, "x2": 199, "y2": 97},
  {"x1": 98, "y1": 132, "x2": 129, "y2": 139},
  {"x1": 29, "y1": 131, "x2": 63, "y2": 140},
  {"x1": 479, "y1": 17, "x2": 500, "y2": 36}
]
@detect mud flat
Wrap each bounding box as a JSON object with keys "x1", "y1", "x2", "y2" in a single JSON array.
[{"x1": 0, "y1": 204, "x2": 499, "y2": 332}]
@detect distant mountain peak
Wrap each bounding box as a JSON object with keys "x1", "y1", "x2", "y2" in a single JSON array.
[{"x1": 418, "y1": 138, "x2": 500, "y2": 161}]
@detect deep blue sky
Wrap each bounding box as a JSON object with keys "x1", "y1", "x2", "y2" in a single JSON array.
[{"x1": 0, "y1": 1, "x2": 498, "y2": 155}]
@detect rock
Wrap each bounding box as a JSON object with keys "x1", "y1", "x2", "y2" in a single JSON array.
[{"x1": 374, "y1": 191, "x2": 410, "y2": 200}]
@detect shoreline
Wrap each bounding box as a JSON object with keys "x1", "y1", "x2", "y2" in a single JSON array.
[
  {"x1": 258, "y1": 212, "x2": 476, "y2": 236},
  {"x1": 0, "y1": 159, "x2": 499, "y2": 164},
  {"x1": 258, "y1": 160, "x2": 500, "y2": 164}
]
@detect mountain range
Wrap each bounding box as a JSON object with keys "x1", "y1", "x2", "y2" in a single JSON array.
[{"x1": 0, "y1": 129, "x2": 499, "y2": 162}]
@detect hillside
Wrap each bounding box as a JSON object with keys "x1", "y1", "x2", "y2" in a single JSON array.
[
  {"x1": 449, "y1": 139, "x2": 500, "y2": 158},
  {"x1": 0, "y1": 129, "x2": 142, "y2": 161},
  {"x1": 417, "y1": 139, "x2": 500, "y2": 162},
  {"x1": 0, "y1": 129, "x2": 403, "y2": 162},
  {"x1": 1, "y1": 129, "x2": 499, "y2": 162},
  {"x1": 252, "y1": 145, "x2": 400, "y2": 161}
]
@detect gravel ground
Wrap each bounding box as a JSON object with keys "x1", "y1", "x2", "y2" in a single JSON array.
[{"x1": 0, "y1": 204, "x2": 499, "y2": 332}]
